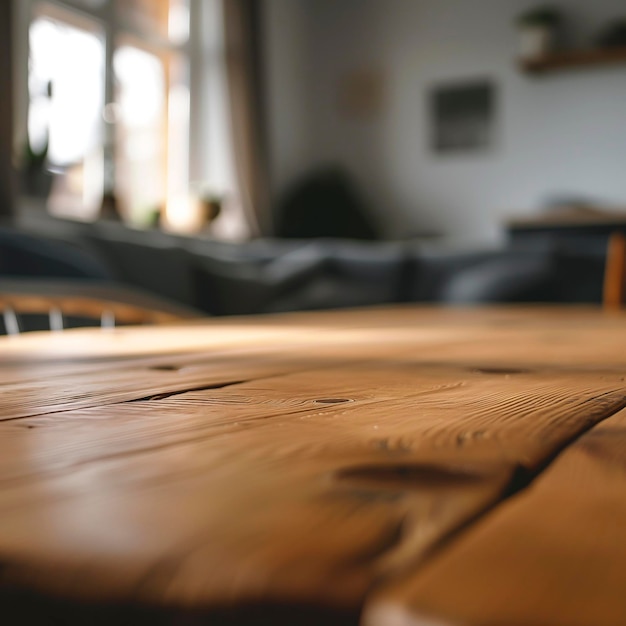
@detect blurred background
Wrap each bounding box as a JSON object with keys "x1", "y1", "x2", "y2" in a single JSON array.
[{"x1": 1, "y1": 0, "x2": 626, "y2": 319}]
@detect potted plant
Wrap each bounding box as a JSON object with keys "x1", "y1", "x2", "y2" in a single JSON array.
[
  {"x1": 516, "y1": 5, "x2": 562, "y2": 59},
  {"x1": 185, "y1": 183, "x2": 225, "y2": 231},
  {"x1": 200, "y1": 192, "x2": 223, "y2": 225},
  {"x1": 21, "y1": 135, "x2": 53, "y2": 199}
]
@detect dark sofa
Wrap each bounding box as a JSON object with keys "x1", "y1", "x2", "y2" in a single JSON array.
[{"x1": 0, "y1": 217, "x2": 608, "y2": 316}]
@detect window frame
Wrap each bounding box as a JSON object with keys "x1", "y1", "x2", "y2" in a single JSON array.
[{"x1": 13, "y1": 0, "x2": 197, "y2": 222}]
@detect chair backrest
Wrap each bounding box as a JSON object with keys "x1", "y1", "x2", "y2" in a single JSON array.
[
  {"x1": 603, "y1": 232, "x2": 626, "y2": 310},
  {"x1": 0, "y1": 280, "x2": 200, "y2": 335}
]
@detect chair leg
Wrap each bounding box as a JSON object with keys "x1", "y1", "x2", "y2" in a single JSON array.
[
  {"x1": 3, "y1": 308, "x2": 20, "y2": 335},
  {"x1": 101, "y1": 310, "x2": 116, "y2": 329},
  {"x1": 49, "y1": 307, "x2": 64, "y2": 332}
]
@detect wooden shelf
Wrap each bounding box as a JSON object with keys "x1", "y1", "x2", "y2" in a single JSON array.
[
  {"x1": 519, "y1": 46, "x2": 626, "y2": 74},
  {"x1": 507, "y1": 208, "x2": 626, "y2": 229}
]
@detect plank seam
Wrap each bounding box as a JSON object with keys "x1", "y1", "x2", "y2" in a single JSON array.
[{"x1": 360, "y1": 392, "x2": 626, "y2": 600}]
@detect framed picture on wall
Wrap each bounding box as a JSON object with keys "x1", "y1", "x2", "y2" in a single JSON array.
[{"x1": 430, "y1": 80, "x2": 496, "y2": 153}]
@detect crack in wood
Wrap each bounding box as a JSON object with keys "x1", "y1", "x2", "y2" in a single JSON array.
[
  {"x1": 370, "y1": 391, "x2": 626, "y2": 589},
  {"x1": 123, "y1": 380, "x2": 249, "y2": 402}
]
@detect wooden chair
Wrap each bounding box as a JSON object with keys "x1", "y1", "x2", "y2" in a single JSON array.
[
  {"x1": 0, "y1": 280, "x2": 200, "y2": 335},
  {"x1": 603, "y1": 232, "x2": 626, "y2": 310}
]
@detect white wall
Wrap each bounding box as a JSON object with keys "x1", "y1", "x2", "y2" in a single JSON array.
[
  {"x1": 263, "y1": 0, "x2": 315, "y2": 196},
  {"x1": 265, "y1": 0, "x2": 626, "y2": 242}
]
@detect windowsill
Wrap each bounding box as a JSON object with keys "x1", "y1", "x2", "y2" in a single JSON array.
[{"x1": 13, "y1": 195, "x2": 230, "y2": 246}]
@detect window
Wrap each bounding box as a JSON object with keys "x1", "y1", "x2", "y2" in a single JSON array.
[
  {"x1": 19, "y1": 0, "x2": 192, "y2": 227},
  {"x1": 27, "y1": 7, "x2": 105, "y2": 219}
]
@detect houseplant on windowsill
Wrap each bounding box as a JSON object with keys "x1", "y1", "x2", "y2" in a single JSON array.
[
  {"x1": 516, "y1": 5, "x2": 562, "y2": 59},
  {"x1": 21, "y1": 137, "x2": 53, "y2": 199},
  {"x1": 200, "y1": 192, "x2": 223, "y2": 225}
]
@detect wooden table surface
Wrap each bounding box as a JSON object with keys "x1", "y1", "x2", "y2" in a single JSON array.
[{"x1": 1, "y1": 305, "x2": 626, "y2": 626}]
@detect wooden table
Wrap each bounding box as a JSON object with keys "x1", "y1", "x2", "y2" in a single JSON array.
[{"x1": 2, "y1": 306, "x2": 626, "y2": 625}]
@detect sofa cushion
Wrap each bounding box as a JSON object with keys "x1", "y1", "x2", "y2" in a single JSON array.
[{"x1": 0, "y1": 227, "x2": 112, "y2": 280}]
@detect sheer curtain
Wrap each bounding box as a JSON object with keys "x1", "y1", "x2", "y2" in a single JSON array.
[{"x1": 222, "y1": 0, "x2": 270, "y2": 238}]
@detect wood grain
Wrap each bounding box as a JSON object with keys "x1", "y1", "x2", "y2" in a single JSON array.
[
  {"x1": 364, "y1": 408, "x2": 626, "y2": 626},
  {"x1": 1, "y1": 307, "x2": 626, "y2": 623},
  {"x1": 0, "y1": 353, "x2": 318, "y2": 420},
  {"x1": 5, "y1": 305, "x2": 626, "y2": 369},
  {"x1": 0, "y1": 373, "x2": 624, "y2": 617}
]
